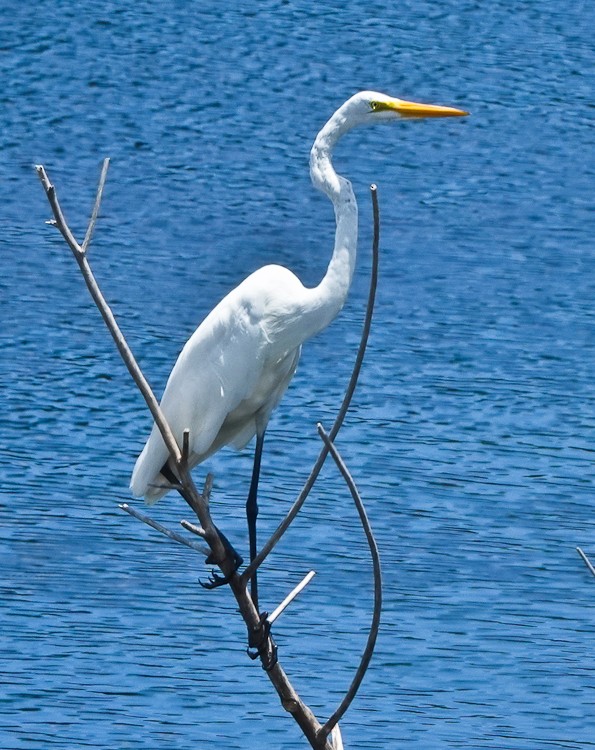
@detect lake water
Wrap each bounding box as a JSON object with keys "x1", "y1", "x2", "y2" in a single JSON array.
[{"x1": 1, "y1": 1, "x2": 594, "y2": 748}]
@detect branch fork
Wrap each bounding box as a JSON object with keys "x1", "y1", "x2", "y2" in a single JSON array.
[{"x1": 37, "y1": 160, "x2": 383, "y2": 750}]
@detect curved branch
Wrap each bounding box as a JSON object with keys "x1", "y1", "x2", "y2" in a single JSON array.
[
  {"x1": 315, "y1": 425, "x2": 382, "y2": 740},
  {"x1": 244, "y1": 184, "x2": 380, "y2": 581}
]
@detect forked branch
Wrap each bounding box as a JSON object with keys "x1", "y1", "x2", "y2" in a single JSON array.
[
  {"x1": 35, "y1": 161, "x2": 182, "y2": 470},
  {"x1": 35, "y1": 162, "x2": 227, "y2": 563}
]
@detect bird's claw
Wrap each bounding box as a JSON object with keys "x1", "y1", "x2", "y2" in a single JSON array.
[
  {"x1": 247, "y1": 612, "x2": 278, "y2": 671},
  {"x1": 199, "y1": 527, "x2": 243, "y2": 589},
  {"x1": 199, "y1": 552, "x2": 243, "y2": 589},
  {"x1": 199, "y1": 569, "x2": 233, "y2": 589}
]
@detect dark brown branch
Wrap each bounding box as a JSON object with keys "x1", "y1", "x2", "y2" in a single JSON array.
[
  {"x1": 244, "y1": 184, "x2": 380, "y2": 582},
  {"x1": 181, "y1": 428, "x2": 191, "y2": 466},
  {"x1": 315, "y1": 425, "x2": 382, "y2": 740}
]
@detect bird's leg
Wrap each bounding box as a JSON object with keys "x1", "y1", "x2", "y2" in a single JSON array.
[
  {"x1": 159, "y1": 460, "x2": 181, "y2": 487},
  {"x1": 246, "y1": 430, "x2": 265, "y2": 610}
]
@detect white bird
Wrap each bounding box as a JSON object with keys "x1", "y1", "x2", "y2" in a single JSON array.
[{"x1": 131, "y1": 91, "x2": 467, "y2": 601}]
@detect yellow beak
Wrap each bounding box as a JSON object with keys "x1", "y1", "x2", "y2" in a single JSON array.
[{"x1": 384, "y1": 98, "x2": 469, "y2": 119}]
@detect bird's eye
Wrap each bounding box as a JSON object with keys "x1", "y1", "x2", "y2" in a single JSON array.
[{"x1": 370, "y1": 101, "x2": 380, "y2": 112}]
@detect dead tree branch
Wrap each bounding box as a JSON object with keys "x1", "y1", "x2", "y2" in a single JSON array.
[
  {"x1": 268, "y1": 571, "x2": 317, "y2": 625},
  {"x1": 36, "y1": 162, "x2": 182, "y2": 468},
  {"x1": 316, "y1": 424, "x2": 382, "y2": 741}
]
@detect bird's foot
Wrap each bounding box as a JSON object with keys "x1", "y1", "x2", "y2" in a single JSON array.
[
  {"x1": 213, "y1": 527, "x2": 244, "y2": 570},
  {"x1": 247, "y1": 612, "x2": 278, "y2": 671},
  {"x1": 199, "y1": 527, "x2": 243, "y2": 589},
  {"x1": 199, "y1": 569, "x2": 233, "y2": 589}
]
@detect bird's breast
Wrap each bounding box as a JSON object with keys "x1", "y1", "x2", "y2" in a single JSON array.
[{"x1": 217, "y1": 345, "x2": 301, "y2": 450}]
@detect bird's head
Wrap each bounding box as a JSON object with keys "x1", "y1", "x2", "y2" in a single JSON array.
[
  {"x1": 341, "y1": 90, "x2": 469, "y2": 127},
  {"x1": 310, "y1": 90, "x2": 468, "y2": 193}
]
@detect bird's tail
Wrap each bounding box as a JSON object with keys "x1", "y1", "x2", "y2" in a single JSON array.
[{"x1": 130, "y1": 428, "x2": 170, "y2": 504}]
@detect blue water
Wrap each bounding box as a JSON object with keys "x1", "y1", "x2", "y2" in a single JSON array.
[{"x1": 1, "y1": 1, "x2": 594, "y2": 748}]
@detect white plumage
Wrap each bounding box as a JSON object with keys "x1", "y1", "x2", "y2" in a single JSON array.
[
  {"x1": 131, "y1": 265, "x2": 308, "y2": 502},
  {"x1": 130, "y1": 91, "x2": 467, "y2": 506}
]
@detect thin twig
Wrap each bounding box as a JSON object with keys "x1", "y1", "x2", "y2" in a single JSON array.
[
  {"x1": 119, "y1": 503, "x2": 210, "y2": 556},
  {"x1": 82, "y1": 157, "x2": 110, "y2": 253},
  {"x1": 316, "y1": 424, "x2": 382, "y2": 740},
  {"x1": 182, "y1": 429, "x2": 190, "y2": 465},
  {"x1": 202, "y1": 473, "x2": 214, "y2": 508},
  {"x1": 36, "y1": 165, "x2": 84, "y2": 256},
  {"x1": 268, "y1": 571, "x2": 316, "y2": 625},
  {"x1": 577, "y1": 547, "x2": 595, "y2": 578},
  {"x1": 180, "y1": 519, "x2": 206, "y2": 538},
  {"x1": 244, "y1": 184, "x2": 380, "y2": 582}
]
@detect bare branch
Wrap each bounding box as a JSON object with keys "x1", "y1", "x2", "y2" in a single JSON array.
[
  {"x1": 36, "y1": 165, "x2": 84, "y2": 256},
  {"x1": 119, "y1": 503, "x2": 210, "y2": 556},
  {"x1": 244, "y1": 184, "x2": 380, "y2": 582},
  {"x1": 82, "y1": 157, "x2": 110, "y2": 253},
  {"x1": 577, "y1": 547, "x2": 595, "y2": 578},
  {"x1": 316, "y1": 424, "x2": 382, "y2": 740},
  {"x1": 201, "y1": 472, "x2": 213, "y2": 509},
  {"x1": 181, "y1": 428, "x2": 190, "y2": 465},
  {"x1": 180, "y1": 519, "x2": 206, "y2": 538},
  {"x1": 36, "y1": 163, "x2": 233, "y2": 567},
  {"x1": 268, "y1": 571, "x2": 316, "y2": 625}
]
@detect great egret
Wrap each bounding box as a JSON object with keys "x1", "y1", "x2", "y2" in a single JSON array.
[{"x1": 131, "y1": 91, "x2": 467, "y2": 601}]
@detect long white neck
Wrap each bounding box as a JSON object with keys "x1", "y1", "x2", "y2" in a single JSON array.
[{"x1": 306, "y1": 108, "x2": 358, "y2": 334}]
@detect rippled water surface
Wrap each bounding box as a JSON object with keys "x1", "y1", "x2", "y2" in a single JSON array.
[{"x1": 1, "y1": 1, "x2": 594, "y2": 748}]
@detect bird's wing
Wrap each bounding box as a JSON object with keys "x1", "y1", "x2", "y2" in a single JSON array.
[{"x1": 130, "y1": 266, "x2": 305, "y2": 502}]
